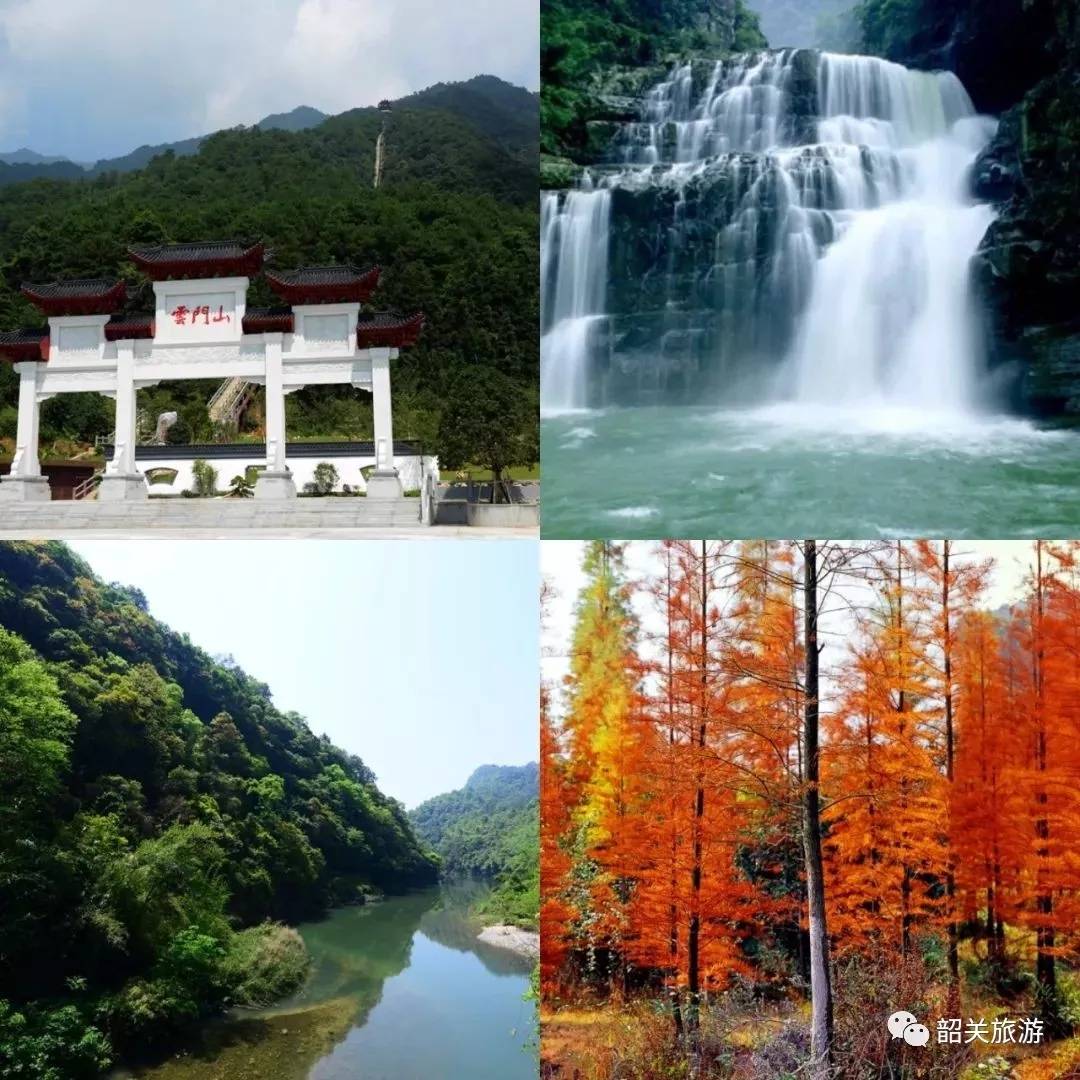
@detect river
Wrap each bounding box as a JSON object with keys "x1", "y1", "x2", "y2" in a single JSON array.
[
  {"x1": 542, "y1": 406, "x2": 1080, "y2": 539},
  {"x1": 120, "y1": 882, "x2": 536, "y2": 1080}
]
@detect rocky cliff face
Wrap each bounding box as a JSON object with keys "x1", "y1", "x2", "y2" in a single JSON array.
[
  {"x1": 972, "y1": 74, "x2": 1080, "y2": 418},
  {"x1": 866, "y1": 0, "x2": 1057, "y2": 114},
  {"x1": 541, "y1": 0, "x2": 766, "y2": 170},
  {"x1": 854, "y1": 0, "x2": 1078, "y2": 419},
  {"x1": 962, "y1": 3, "x2": 1080, "y2": 419}
]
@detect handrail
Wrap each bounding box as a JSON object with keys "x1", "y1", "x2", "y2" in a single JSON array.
[
  {"x1": 208, "y1": 377, "x2": 254, "y2": 425},
  {"x1": 73, "y1": 469, "x2": 103, "y2": 501}
]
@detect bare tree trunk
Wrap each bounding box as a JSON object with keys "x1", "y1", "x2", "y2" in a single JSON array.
[
  {"x1": 942, "y1": 541, "x2": 960, "y2": 987},
  {"x1": 687, "y1": 542, "x2": 707, "y2": 1039},
  {"x1": 802, "y1": 541, "x2": 833, "y2": 1078},
  {"x1": 1033, "y1": 541, "x2": 1057, "y2": 1009},
  {"x1": 665, "y1": 548, "x2": 684, "y2": 1040}
]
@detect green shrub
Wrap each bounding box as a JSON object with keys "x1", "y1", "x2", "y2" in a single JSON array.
[
  {"x1": 223, "y1": 924, "x2": 310, "y2": 1008},
  {"x1": 110, "y1": 929, "x2": 229, "y2": 1047},
  {"x1": 0, "y1": 1000, "x2": 112, "y2": 1080},
  {"x1": 110, "y1": 978, "x2": 196, "y2": 1045},
  {"x1": 190, "y1": 459, "x2": 217, "y2": 497},
  {"x1": 311, "y1": 462, "x2": 339, "y2": 495},
  {"x1": 227, "y1": 473, "x2": 254, "y2": 498}
]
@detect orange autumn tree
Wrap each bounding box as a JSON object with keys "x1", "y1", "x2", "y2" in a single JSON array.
[
  {"x1": 623, "y1": 543, "x2": 763, "y2": 1032},
  {"x1": 558, "y1": 540, "x2": 650, "y2": 987},
  {"x1": 623, "y1": 542, "x2": 691, "y2": 1022},
  {"x1": 725, "y1": 542, "x2": 805, "y2": 974},
  {"x1": 1003, "y1": 541, "x2": 1080, "y2": 1029},
  {"x1": 913, "y1": 539, "x2": 992, "y2": 985},
  {"x1": 823, "y1": 542, "x2": 947, "y2": 958},
  {"x1": 952, "y1": 607, "x2": 1018, "y2": 964}
]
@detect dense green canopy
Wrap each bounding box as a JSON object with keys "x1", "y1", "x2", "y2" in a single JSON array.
[
  {"x1": 541, "y1": 0, "x2": 765, "y2": 159},
  {"x1": 0, "y1": 79, "x2": 538, "y2": 460},
  {"x1": 411, "y1": 763, "x2": 539, "y2": 928},
  {"x1": 0, "y1": 541, "x2": 437, "y2": 1076}
]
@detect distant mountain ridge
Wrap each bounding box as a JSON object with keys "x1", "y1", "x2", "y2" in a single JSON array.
[
  {"x1": 0, "y1": 74, "x2": 536, "y2": 186},
  {"x1": 0, "y1": 147, "x2": 84, "y2": 166},
  {"x1": 411, "y1": 763, "x2": 538, "y2": 857},
  {"x1": 409, "y1": 763, "x2": 539, "y2": 927}
]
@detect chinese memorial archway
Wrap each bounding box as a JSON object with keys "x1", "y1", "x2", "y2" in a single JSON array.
[{"x1": 0, "y1": 241, "x2": 423, "y2": 500}]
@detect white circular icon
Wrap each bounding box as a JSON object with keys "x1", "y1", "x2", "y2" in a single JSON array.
[
  {"x1": 887, "y1": 1011, "x2": 918, "y2": 1039},
  {"x1": 903, "y1": 1023, "x2": 930, "y2": 1047}
]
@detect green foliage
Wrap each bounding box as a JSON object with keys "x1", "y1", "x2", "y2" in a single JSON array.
[
  {"x1": 307, "y1": 462, "x2": 340, "y2": 496},
  {"x1": 437, "y1": 364, "x2": 539, "y2": 488},
  {"x1": 0, "y1": 541, "x2": 438, "y2": 1071},
  {"x1": 0, "y1": 83, "x2": 538, "y2": 459},
  {"x1": 108, "y1": 923, "x2": 234, "y2": 1049},
  {"x1": 221, "y1": 924, "x2": 311, "y2": 1008},
  {"x1": 541, "y1": 0, "x2": 766, "y2": 159},
  {"x1": 0, "y1": 1000, "x2": 111, "y2": 1080},
  {"x1": 227, "y1": 473, "x2": 255, "y2": 498},
  {"x1": 0, "y1": 628, "x2": 76, "y2": 834},
  {"x1": 411, "y1": 764, "x2": 539, "y2": 928},
  {"x1": 854, "y1": 0, "x2": 927, "y2": 58},
  {"x1": 190, "y1": 459, "x2": 217, "y2": 497}
]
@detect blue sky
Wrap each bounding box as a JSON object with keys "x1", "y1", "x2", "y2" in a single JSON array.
[
  {"x1": 0, "y1": 0, "x2": 539, "y2": 161},
  {"x1": 69, "y1": 539, "x2": 539, "y2": 808}
]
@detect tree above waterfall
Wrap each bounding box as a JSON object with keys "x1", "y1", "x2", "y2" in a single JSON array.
[{"x1": 541, "y1": 0, "x2": 766, "y2": 160}]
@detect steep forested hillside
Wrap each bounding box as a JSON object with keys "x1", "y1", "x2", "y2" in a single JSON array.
[
  {"x1": 394, "y1": 75, "x2": 540, "y2": 164},
  {"x1": 0, "y1": 541, "x2": 437, "y2": 1077},
  {"x1": 0, "y1": 76, "x2": 538, "y2": 458},
  {"x1": 0, "y1": 75, "x2": 536, "y2": 184},
  {"x1": 411, "y1": 763, "x2": 539, "y2": 927}
]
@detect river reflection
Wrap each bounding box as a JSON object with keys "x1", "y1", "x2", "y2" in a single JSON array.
[{"x1": 121, "y1": 882, "x2": 535, "y2": 1080}]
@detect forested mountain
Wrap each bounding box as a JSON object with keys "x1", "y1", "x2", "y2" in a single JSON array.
[
  {"x1": 0, "y1": 149, "x2": 79, "y2": 166},
  {"x1": 0, "y1": 74, "x2": 538, "y2": 459},
  {"x1": 391, "y1": 75, "x2": 539, "y2": 163},
  {"x1": 0, "y1": 75, "x2": 534, "y2": 183},
  {"x1": 411, "y1": 763, "x2": 539, "y2": 927},
  {"x1": 0, "y1": 541, "x2": 437, "y2": 1077}
]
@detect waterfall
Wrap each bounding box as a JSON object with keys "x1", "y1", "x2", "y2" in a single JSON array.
[
  {"x1": 540, "y1": 182, "x2": 611, "y2": 414},
  {"x1": 789, "y1": 54, "x2": 996, "y2": 412},
  {"x1": 541, "y1": 48, "x2": 998, "y2": 416}
]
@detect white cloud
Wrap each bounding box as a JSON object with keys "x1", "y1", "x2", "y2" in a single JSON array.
[{"x1": 0, "y1": 0, "x2": 538, "y2": 159}]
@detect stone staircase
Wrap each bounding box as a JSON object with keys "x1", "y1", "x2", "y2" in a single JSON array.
[
  {"x1": 208, "y1": 378, "x2": 256, "y2": 427},
  {"x1": 0, "y1": 497, "x2": 423, "y2": 531}
]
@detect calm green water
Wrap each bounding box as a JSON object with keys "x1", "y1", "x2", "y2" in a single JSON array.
[
  {"x1": 124, "y1": 883, "x2": 536, "y2": 1080},
  {"x1": 542, "y1": 405, "x2": 1080, "y2": 539}
]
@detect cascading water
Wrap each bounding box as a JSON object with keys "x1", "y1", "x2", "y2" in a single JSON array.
[
  {"x1": 542, "y1": 50, "x2": 1080, "y2": 537},
  {"x1": 541, "y1": 49, "x2": 1000, "y2": 416},
  {"x1": 788, "y1": 54, "x2": 997, "y2": 413},
  {"x1": 540, "y1": 182, "x2": 611, "y2": 414}
]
